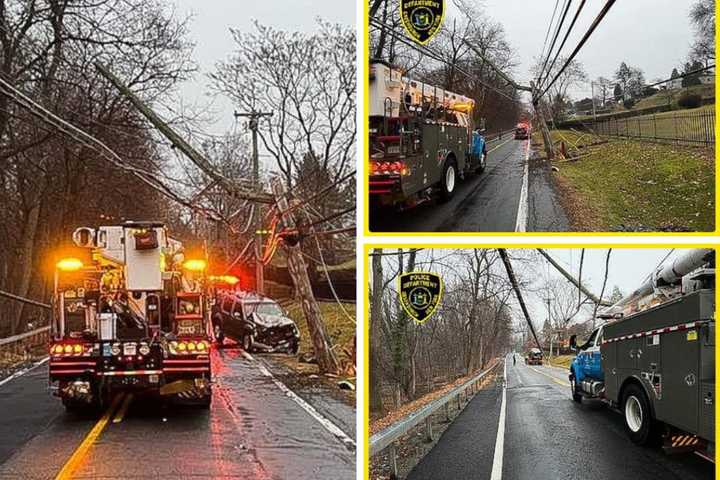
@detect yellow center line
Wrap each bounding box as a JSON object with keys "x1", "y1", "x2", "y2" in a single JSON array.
[
  {"x1": 528, "y1": 365, "x2": 571, "y2": 387},
  {"x1": 488, "y1": 138, "x2": 513, "y2": 154},
  {"x1": 55, "y1": 394, "x2": 125, "y2": 480},
  {"x1": 112, "y1": 393, "x2": 134, "y2": 424}
]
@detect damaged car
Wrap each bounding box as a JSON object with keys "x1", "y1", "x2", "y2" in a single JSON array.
[{"x1": 212, "y1": 291, "x2": 300, "y2": 354}]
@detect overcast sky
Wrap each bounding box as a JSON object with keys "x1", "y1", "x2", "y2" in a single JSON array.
[
  {"x1": 477, "y1": 0, "x2": 698, "y2": 100},
  {"x1": 168, "y1": 0, "x2": 355, "y2": 134}
]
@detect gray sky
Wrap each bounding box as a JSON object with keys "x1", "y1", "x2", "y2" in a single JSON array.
[
  {"x1": 478, "y1": 0, "x2": 698, "y2": 100},
  {"x1": 168, "y1": 0, "x2": 355, "y2": 134}
]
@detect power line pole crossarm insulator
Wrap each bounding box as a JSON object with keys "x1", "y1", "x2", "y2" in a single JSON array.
[{"x1": 235, "y1": 111, "x2": 273, "y2": 295}]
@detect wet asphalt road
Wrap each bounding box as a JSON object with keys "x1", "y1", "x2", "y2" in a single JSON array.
[
  {"x1": 407, "y1": 355, "x2": 713, "y2": 480},
  {"x1": 0, "y1": 348, "x2": 355, "y2": 479},
  {"x1": 369, "y1": 138, "x2": 569, "y2": 233}
]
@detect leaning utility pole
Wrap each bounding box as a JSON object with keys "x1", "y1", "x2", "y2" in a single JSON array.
[
  {"x1": 497, "y1": 249, "x2": 543, "y2": 352},
  {"x1": 95, "y1": 63, "x2": 273, "y2": 205},
  {"x1": 537, "y1": 249, "x2": 612, "y2": 306},
  {"x1": 271, "y1": 179, "x2": 340, "y2": 374},
  {"x1": 235, "y1": 111, "x2": 273, "y2": 295},
  {"x1": 531, "y1": 81, "x2": 555, "y2": 160}
]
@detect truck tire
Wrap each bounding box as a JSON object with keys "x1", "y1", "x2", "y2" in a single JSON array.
[
  {"x1": 476, "y1": 148, "x2": 487, "y2": 174},
  {"x1": 569, "y1": 373, "x2": 582, "y2": 403},
  {"x1": 438, "y1": 158, "x2": 458, "y2": 202},
  {"x1": 622, "y1": 384, "x2": 657, "y2": 445},
  {"x1": 242, "y1": 332, "x2": 254, "y2": 353},
  {"x1": 212, "y1": 319, "x2": 225, "y2": 346}
]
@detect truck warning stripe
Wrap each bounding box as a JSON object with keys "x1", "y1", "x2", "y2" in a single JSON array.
[{"x1": 602, "y1": 321, "x2": 706, "y2": 344}]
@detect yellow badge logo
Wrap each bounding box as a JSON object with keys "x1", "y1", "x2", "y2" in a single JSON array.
[
  {"x1": 400, "y1": 0, "x2": 445, "y2": 46},
  {"x1": 398, "y1": 272, "x2": 443, "y2": 324}
]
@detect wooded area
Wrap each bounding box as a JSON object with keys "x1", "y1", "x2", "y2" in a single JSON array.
[
  {"x1": 0, "y1": 1, "x2": 356, "y2": 341},
  {"x1": 369, "y1": 0, "x2": 525, "y2": 132}
]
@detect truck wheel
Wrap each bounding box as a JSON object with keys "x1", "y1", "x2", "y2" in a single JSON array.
[
  {"x1": 476, "y1": 149, "x2": 487, "y2": 174},
  {"x1": 242, "y1": 333, "x2": 254, "y2": 353},
  {"x1": 213, "y1": 322, "x2": 225, "y2": 346},
  {"x1": 438, "y1": 158, "x2": 457, "y2": 201},
  {"x1": 569, "y1": 374, "x2": 582, "y2": 403},
  {"x1": 622, "y1": 384, "x2": 657, "y2": 445},
  {"x1": 288, "y1": 340, "x2": 299, "y2": 355}
]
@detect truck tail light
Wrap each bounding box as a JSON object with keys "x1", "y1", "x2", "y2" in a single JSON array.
[
  {"x1": 170, "y1": 340, "x2": 210, "y2": 355},
  {"x1": 50, "y1": 343, "x2": 93, "y2": 357},
  {"x1": 371, "y1": 161, "x2": 408, "y2": 176}
]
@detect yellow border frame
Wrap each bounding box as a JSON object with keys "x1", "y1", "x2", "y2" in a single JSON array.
[
  {"x1": 363, "y1": 2, "x2": 720, "y2": 237},
  {"x1": 363, "y1": 243, "x2": 719, "y2": 480},
  {"x1": 397, "y1": 271, "x2": 444, "y2": 324}
]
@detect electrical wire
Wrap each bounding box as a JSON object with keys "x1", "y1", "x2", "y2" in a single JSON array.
[
  {"x1": 536, "y1": 0, "x2": 573, "y2": 87},
  {"x1": 534, "y1": 0, "x2": 618, "y2": 102},
  {"x1": 369, "y1": 17, "x2": 519, "y2": 103},
  {"x1": 537, "y1": 0, "x2": 588, "y2": 92}
]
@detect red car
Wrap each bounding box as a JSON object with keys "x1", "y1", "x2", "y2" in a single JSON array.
[{"x1": 515, "y1": 123, "x2": 529, "y2": 140}]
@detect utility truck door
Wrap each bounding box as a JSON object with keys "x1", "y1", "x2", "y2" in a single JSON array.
[{"x1": 583, "y1": 327, "x2": 604, "y2": 381}]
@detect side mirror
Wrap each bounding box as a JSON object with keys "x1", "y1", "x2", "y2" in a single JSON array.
[
  {"x1": 569, "y1": 334, "x2": 577, "y2": 352},
  {"x1": 233, "y1": 312, "x2": 242, "y2": 319}
]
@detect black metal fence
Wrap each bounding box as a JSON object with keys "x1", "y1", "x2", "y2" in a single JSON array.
[{"x1": 586, "y1": 108, "x2": 715, "y2": 146}]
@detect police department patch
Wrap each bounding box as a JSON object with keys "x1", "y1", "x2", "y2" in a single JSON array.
[
  {"x1": 398, "y1": 272, "x2": 443, "y2": 324},
  {"x1": 400, "y1": 0, "x2": 445, "y2": 45}
]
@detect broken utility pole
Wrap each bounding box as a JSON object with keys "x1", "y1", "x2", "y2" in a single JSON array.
[
  {"x1": 235, "y1": 110, "x2": 273, "y2": 295},
  {"x1": 271, "y1": 179, "x2": 340, "y2": 375},
  {"x1": 536, "y1": 249, "x2": 613, "y2": 306},
  {"x1": 530, "y1": 82, "x2": 555, "y2": 161},
  {"x1": 497, "y1": 249, "x2": 543, "y2": 352},
  {"x1": 95, "y1": 63, "x2": 273, "y2": 205}
]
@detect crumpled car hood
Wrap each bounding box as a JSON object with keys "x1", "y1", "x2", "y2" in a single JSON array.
[{"x1": 253, "y1": 313, "x2": 296, "y2": 329}]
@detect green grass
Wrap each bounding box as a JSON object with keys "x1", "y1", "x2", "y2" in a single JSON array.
[
  {"x1": 546, "y1": 355, "x2": 574, "y2": 369},
  {"x1": 544, "y1": 130, "x2": 715, "y2": 232},
  {"x1": 285, "y1": 301, "x2": 356, "y2": 356},
  {"x1": 635, "y1": 83, "x2": 715, "y2": 110},
  {"x1": 593, "y1": 106, "x2": 715, "y2": 143}
]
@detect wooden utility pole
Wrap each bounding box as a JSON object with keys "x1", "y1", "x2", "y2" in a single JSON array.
[
  {"x1": 497, "y1": 249, "x2": 543, "y2": 352},
  {"x1": 95, "y1": 63, "x2": 273, "y2": 205},
  {"x1": 235, "y1": 111, "x2": 273, "y2": 295},
  {"x1": 531, "y1": 81, "x2": 555, "y2": 160},
  {"x1": 271, "y1": 179, "x2": 340, "y2": 374},
  {"x1": 536, "y1": 249, "x2": 612, "y2": 306}
]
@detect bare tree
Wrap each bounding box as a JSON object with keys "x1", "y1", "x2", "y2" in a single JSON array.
[{"x1": 211, "y1": 20, "x2": 356, "y2": 189}]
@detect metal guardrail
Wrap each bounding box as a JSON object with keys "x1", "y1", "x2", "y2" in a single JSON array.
[
  {"x1": 0, "y1": 326, "x2": 51, "y2": 352},
  {"x1": 370, "y1": 360, "x2": 501, "y2": 458},
  {"x1": 587, "y1": 108, "x2": 715, "y2": 145}
]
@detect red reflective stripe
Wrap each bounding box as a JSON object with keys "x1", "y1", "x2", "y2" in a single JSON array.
[
  {"x1": 163, "y1": 367, "x2": 210, "y2": 372},
  {"x1": 50, "y1": 369, "x2": 88, "y2": 374},
  {"x1": 164, "y1": 359, "x2": 210, "y2": 364},
  {"x1": 50, "y1": 362, "x2": 96, "y2": 366},
  {"x1": 369, "y1": 180, "x2": 397, "y2": 186},
  {"x1": 98, "y1": 370, "x2": 163, "y2": 376}
]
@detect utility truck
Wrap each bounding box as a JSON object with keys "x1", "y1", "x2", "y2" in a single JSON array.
[
  {"x1": 368, "y1": 60, "x2": 488, "y2": 209},
  {"x1": 49, "y1": 222, "x2": 213, "y2": 411},
  {"x1": 569, "y1": 249, "x2": 715, "y2": 460}
]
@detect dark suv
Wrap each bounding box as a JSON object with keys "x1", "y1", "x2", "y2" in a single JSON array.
[{"x1": 212, "y1": 291, "x2": 300, "y2": 354}]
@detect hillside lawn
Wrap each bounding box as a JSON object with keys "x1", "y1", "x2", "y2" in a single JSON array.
[{"x1": 535, "y1": 130, "x2": 715, "y2": 232}]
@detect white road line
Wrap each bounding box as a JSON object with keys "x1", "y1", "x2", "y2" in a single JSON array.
[
  {"x1": 490, "y1": 358, "x2": 508, "y2": 480},
  {"x1": 0, "y1": 356, "x2": 48, "y2": 389},
  {"x1": 242, "y1": 350, "x2": 356, "y2": 450},
  {"x1": 514, "y1": 141, "x2": 530, "y2": 232}
]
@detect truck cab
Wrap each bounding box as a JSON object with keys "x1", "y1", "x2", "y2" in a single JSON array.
[{"x1": 569, "y1": 326, "x2": 605, "y2": 402}]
